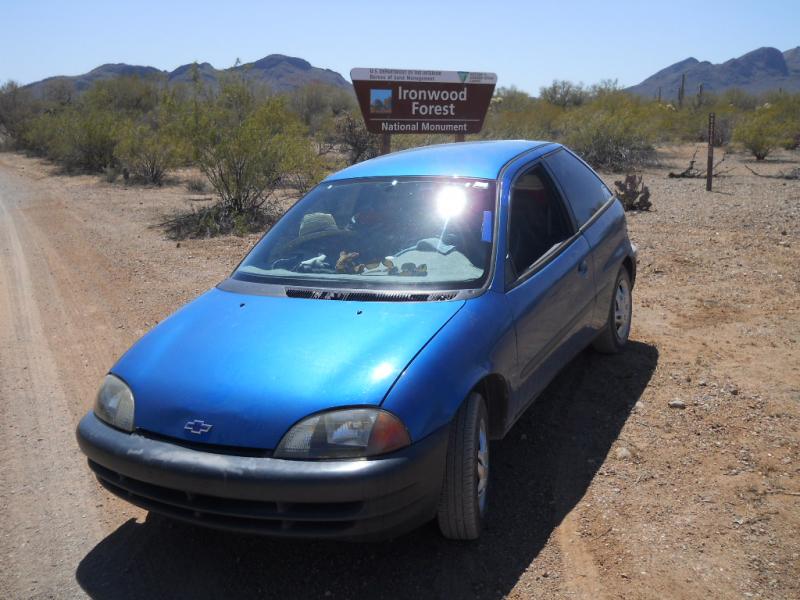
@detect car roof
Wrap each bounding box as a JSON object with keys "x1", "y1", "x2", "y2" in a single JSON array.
[{"x1": 325, "y1": 140, "x2": 560, "y2": 181}]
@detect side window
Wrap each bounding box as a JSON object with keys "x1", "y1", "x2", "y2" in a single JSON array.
[
  {"x1": 545, "y1": 149, "x2": 612, "y2": 227},
  {"x1": 507, "y1": 165, "x2": 573, "y2": 278}
]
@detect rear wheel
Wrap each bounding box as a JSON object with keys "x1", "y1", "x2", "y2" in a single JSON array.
[
  {"x1": 593, "y1": 267, "x2": 633, "y2": 354},
  {"x1": 437, "y1": 392, "x2": 489, "y2": 540}
]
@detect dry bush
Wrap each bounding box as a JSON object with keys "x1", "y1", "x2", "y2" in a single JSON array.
[
  {"x1": 333, "y1": 111, "x2": 379, "y2": 165},
  {"x1": 161, "y1": 203, "x2": 272, "y2": 239},
  {"x1": 23, "y1": 108, "x2": 121, "y2": 171},
  {"x1": 483, "y1": 88, "x2": 563, "y2": 140},
  {"x1": 614, "y1": 174, "x2": 652, "y2": 211},
  {"x1": 561, "y1": 113, "x2": 655, "y2": 172},
  {"x1": 734, "y1": 109, "x2": 785, "y2": 160},
  {"x1": 116, "y1": 124, "x2": 181, "y2": 185}
]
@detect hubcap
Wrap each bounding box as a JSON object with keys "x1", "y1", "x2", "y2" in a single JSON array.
[
  {"x1": 477, "y1": 418, "x2": 489, "y2": 512},
  {"x1": 614, "y1": 278, "x2": 632, "y2": 341}
]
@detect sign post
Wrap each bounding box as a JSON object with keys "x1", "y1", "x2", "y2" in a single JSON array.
[
  {"x1": 380, "y1": 132, "x2": 391, "y2": 155},
  {"x1": 706, "y1": 112, "x2": 715, "y2": 192},
  {"x1": 350, "y1": 68, "x2": 497, "y2": 155}
]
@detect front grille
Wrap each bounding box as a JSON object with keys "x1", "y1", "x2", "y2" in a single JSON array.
[
  {"x1": 137, "y1": 430, "x2": 273, "y2": 458},
  {"x1": 89, "y1": 460, "x2": 420, "y2": 536}
]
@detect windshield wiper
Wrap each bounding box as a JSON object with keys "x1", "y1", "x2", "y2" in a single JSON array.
[{"x1": 285, "y1": 288, "x2": 456, "y2": 302}]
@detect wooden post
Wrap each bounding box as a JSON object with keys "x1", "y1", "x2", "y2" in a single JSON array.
[
  {"x1": 454, "y1": 133, "x2": 466, "y2": 143},
  {"x1": 380, "y1": 133, "x2": 391, "y2": 155},
  {"x1": 706, "y1": 112, "x2": 715, "y2": 192}
]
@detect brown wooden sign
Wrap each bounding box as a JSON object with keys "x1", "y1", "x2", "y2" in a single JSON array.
[{"x1": 350, "y1": 68, "x2": 497, "y2": 135}]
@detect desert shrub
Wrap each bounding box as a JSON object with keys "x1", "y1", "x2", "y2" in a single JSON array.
[
  {"x1": 483, "y1": 88, "x2": 563, "y2": 139},
  {"x1": 559, "y1": 99, "x2": 656, "y2": 171},
  {"x1": 734, "y1": 108, "x2": 785, "y2": 160},
  {"x1": 539, "y1": 80, "x2": 587, "y2": 107},
  {"x1": 720, "y1": 88, "x2": 760, "y2": 111},
  {"x1": 0, "y1": 81, "x2": 36, "y2": 142},
  {"x1": 0, "y1": 126, "x2": 10, "y2": 150},
  {"x1": 784, "y1": 132, "x2": 800, "y2": 151},
  {"x1": 189, "y1": 83, "x2": 316, "y2": 236},
  {"x1": 768, "y1": 93, "x2": 800, "y2": 149},
  {"x1": 281, "y1": 153, "x2": 326, "y2": 195},
  {"x1": 288, "y1": 82, "x2": 354, "y2": 135},
  {"x1": 83, "y1": 76, "x2": 162, "y2": 115},
  {"x1": 116, "y1": 123, "x2": 181, "y2": 185},
  {"x1": 23, "y1": 107, "x2": 121, "y2": 171},
  {"x1": 69, "y1": 110, "x2": 122, "y2": 171},
  {"x1": 333, "y1": 111, "x2": 379, "y2": 165},
  {"x1": 162, "y1": 202, "x2": 272, "y2": 239},
  {"x1": 19, "y1": 111, "x2": 58, "y2": 156},
  {"x1": 614, "y1": 174, "x2": 652, "y2": 211}
]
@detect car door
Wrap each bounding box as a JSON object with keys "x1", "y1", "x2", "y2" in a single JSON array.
[
  {"x1": 504, "y1": 161, "x2": 596, "y2": 421},
  {"x1": 544, "y1": 148, "x2": 621, "y2": 329}
]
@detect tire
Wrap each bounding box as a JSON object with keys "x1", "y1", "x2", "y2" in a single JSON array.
[
  {"x1": 592, "y1": 267, "x2": 633, "y2": 354},
  {"x1": 437, "y1": 392, "x2": 489, "y2": 540}
]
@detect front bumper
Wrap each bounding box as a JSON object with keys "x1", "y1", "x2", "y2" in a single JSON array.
[{"x1": 76, "y1": 412, "x2": 448, "y2": 540}]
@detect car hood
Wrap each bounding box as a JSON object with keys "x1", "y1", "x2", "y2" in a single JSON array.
[{"x1": 112, "y1": 287, "x2": 465, "y2": 449}]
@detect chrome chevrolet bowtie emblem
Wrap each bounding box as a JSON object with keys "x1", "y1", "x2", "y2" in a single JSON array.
[{"x1": 184, "y1": 420, "x2": 213, "y2": 434}]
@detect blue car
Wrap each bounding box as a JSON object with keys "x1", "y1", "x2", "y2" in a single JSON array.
[{"x1": 77, "y1": 140, "x2": 636, "y2": 540}]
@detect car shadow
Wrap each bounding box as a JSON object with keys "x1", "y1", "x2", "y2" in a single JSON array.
[{"x1": 76, "y1": 341, "x2": 658, "y2": 599}]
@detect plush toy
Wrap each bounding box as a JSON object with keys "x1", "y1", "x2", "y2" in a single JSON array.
[
  {"x1": 382, "y1": 258, "x2": 398, "y2": 275},
  {"x1": 298, "y1": 254, "x2": 329, "y2": 272},
  {"x1": 336, "y1": 251, "x2": 360, "y2": 273},
  {"x1": 399, "y1": 262, "x2": 428, "y2": 276}
]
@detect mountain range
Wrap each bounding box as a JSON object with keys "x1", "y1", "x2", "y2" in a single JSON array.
[
  {"x1": 627, "y1": 47, "x2": 800, "y2": 98},
  {"x1": 21, "y1": 46, "x2": 800, "y2": 101},
  {"x1": 23, "y1": 54, "x2": 351, "y2": 97}
]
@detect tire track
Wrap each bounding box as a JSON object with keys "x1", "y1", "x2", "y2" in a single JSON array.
[{"x1": 0, "y1": 170, "x2": 107, "y2": 598}]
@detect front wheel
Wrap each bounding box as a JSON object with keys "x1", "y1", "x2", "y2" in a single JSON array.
[
  {"x1": 593, "y1": 267, "x2": 633, "y2": 354},
  {"x1": 437, "y1": 392, "x2": 489, "y2": 540}
]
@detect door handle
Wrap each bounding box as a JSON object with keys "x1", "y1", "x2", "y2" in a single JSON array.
[{"x1": 578, "y1": 260, "x2": 589, "y2": 275}]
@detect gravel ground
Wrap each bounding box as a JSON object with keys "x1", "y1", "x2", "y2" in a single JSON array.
[{"x1": 0, "y1": 144, "x2": 797, "y2": 599}]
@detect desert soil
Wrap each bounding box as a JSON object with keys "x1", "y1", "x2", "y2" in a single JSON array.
[{"x1": 0, "y1": 145, "x2": 797, "y2": 600}]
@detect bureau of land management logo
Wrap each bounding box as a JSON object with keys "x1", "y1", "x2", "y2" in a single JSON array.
[{"x1": 370, "y1": 88, "x2": 392, "y2": 113}]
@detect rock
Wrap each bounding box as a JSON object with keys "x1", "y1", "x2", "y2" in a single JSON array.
[
  {"x1": 669, "y1": 399, "x2": 686, "y2": 409},
  {"x1": 616, "y1": 447, "x2": 633, "y2": 460},
  {"x1": 634, "y1": 401, "x2": 644, "y2": 410}
]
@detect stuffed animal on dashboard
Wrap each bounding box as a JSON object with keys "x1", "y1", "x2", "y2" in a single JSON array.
[
  {"x1": 335, "y1": 251, "x2": 361, "y2": 274},
  {"x1": 399, "y1": 262, "x2": 428, "y2": 276}
]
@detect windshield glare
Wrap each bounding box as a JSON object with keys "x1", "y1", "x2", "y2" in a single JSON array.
[{"x1": 234, "y1": 177, "x2": 497, "y2": 290}]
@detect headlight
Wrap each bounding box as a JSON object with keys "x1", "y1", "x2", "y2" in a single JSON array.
[
  {"x1": 274, "y1": 408, "x2": 410, "y2": 459},
  {"x1": 94, "y1": 374, "x2": 135, "y2": 432}
]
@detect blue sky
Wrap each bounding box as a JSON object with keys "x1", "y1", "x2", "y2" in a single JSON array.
[{"x1": 1, "y1": 0, "x2": 797, "y2": 93}]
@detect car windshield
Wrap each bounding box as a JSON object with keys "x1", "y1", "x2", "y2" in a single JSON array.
[{"x1": 233, "y1": 177, "x2": 497, "y2": 290}]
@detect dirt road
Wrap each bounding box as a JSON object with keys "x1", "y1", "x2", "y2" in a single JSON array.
[{"x1": 0, "y1": 148, "x2": 797, "y2": 599}]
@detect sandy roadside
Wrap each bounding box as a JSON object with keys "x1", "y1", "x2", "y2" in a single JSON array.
[{"x1": 0, "y1": 146, "x2": 797, "y2": 599}]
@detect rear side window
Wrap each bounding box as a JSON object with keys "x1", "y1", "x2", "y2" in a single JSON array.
[
  {"x1": 545, "y1": 149, "x2": 612, "y2": 227},
  {"x1": 507, "y1": 165, "x2": 573, "y2": 278}
]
